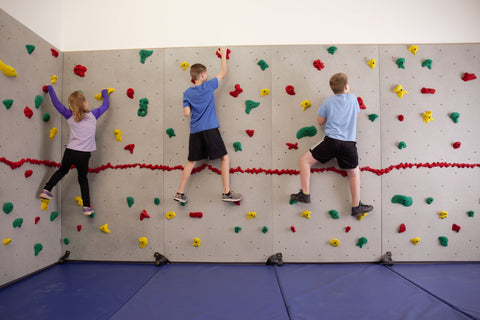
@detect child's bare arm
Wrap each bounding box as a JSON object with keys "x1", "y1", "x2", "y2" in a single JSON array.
[
  {"x1": 216, "y1": 47, "x2": 228, "y2": 81},
  {"x1": 317, "y1": 115, "x2": 326, "y2": 126},
  {"x1": 184, "y1": 106, "x2": 191, "y2": 117}
]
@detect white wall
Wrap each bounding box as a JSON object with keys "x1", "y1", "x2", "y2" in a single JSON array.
[{"x1": 2, "y1": 0, "x2": 480, "y2": 52}]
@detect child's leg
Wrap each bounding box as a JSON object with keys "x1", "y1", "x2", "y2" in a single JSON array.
[
  {"x1": 221, "y1": 154, "x2": 230, "y2": 194},
  {"x1": 74, "y1": 151, "x2": 91, "y2": 207},
  {"x1": 299, "y1": 151, "x2": 319, "y2": 194},
  {"x1": 44, "y1": 149, "x2": 74, "y2": 192},
  {"x1": 177, "y1": 160, "x2": 196, "y2": 194},
  {"x1": 346, "y1": 166, "x2": 360, "y2": 207}
]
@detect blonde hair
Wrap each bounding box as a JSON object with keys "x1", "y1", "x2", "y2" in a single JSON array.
[
  {"x1": 329, "y1": 73, "x2": 348, "y2": 94},
  {"x1": 68, "y1": 91, "x2": 87, "y2": 122},
  {"x1": 190, "y1": 64, "x2": 207, "y2": 81}
]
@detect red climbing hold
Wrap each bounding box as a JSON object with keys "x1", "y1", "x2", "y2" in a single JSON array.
[
  {"x1": 246, "y1": 129, "x2": 254, "y2": 137},
  {"x1": 124, "y1": 144, "x2": 135, "y2": 154},
  {"x1": 398, "y1": 115, "x2": 405, "y2": 121},
  {"x1": 291, "y1": 226, "x2": 296, "y2": 233},
  {"x1": 140, "y1": 210, "x2": 150, "y2": 221},
  {"x1": 24, "y1": 170, "x2": 33, "y2": 178},
  {"x1": 453, "y1": 142, "x2": 461, "y2": 149},
  {"x1": 42, "y1": 85, "x2": 48, "y2": 93},
  {"x1": 345, "y1": 226, "x2": 351, "y2": 233},
  {"x1": 77, "y1": 225, "x2": 82, "y2": 232},
  {"x1": 398, "y1": 223, "x2": 406, "y2": 233},
  {"x1": 452, "y1": 224, "x2": 461, "y2": 233},
  {"x1": 229, "y1": 84, "x2": 243, "y2": 97},
  {"x1": 24, "y1": 106, "x2": 33, "y2": 119},
  {"x1": 35, "y1": 217, "x2": 40, "y2": 224},
  {"x1": 189, "y1": 212, "x2": 203, "y2": 218},
  {"x1": 421, "y1": 87, "x2": 436, "y2": 94},
  {"x1": 313, "y1": 59, "x2": 324, "y2": 70},
  {"x1": 357, "y1": 97, "x2": 366, "y2": 110},
  {"x1": 51, "y1": 49, "x2": 59, "y2": 57},
  {"x1": 286, "y1": 143, "x2": 298, "y2": 150},
  {"x1": 126, "y1": 88, "x2": 134, "y2": 99},
  {"x1": 74, "y1": 65, "x2": 87, "y2": 77},
  {"x1": 285, "y1": 85, "x2": 295, "y2": 95},
  {"x1": 216, "y1": 48, "x2": 231, "y2": 59},
  {"x1": 461, "y1": 73, "x2": 477, "y2": 81}
]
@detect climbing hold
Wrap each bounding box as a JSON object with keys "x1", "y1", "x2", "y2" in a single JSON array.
[
  {"x1": 99, "y1": 224, "x2": 111, "y2": 234},
  {"x1": 26, "y1": 44, "x2": 35, "y2": 54},
  {"x1": 452, "y1": 142, "x2": 461, "y2": 149},
  {"x1": 330, "y1": 239, "x2": 340, "y2": 247},
  {"x1": 139, "y1": 50, "x2": 154, "y2": 64},
  {"x1": 35, "y1": 95, "x2": 43, "y2": 109},
  {"x1": 461, "y1": 73, "x2": 477, "y2": 81},
  {"x1": 3, "y1": 99, "x2": 13, "y2": 110},
  {"x1": 301, "y1": 210, "x2": 311, "y2": 219},
  {"x1": 34, "y1": 243, "x2": 43, "y2": 256},
  {"x1": 166, "y1": 128, "x2": 176, "y2": 138},
  {"x1": 0, "y1": 59, "x2": 17, "y2": 77},
  {"x1": 245, "y1": 129, "x2": 254, "y2": 137},
  {"x1": 452, "y1": 224, "x2": 461, "y2": 233},
  {"x1": 35, "y1": 217, "x2": 40, "y2": 224},
  {"x1": 357, "y1": 97, "x2": 366, "y2": 110},
  {"x1": 138, "y1": 237, "x2": 148, "y2": 248},
  {"x1": 356, "y1": 237, "x2": 368, "y2": 248},
  {"x1": 94, "y1": 88, "x2": 115, "y2": 100},
  {"x1": 230, "y1": 84, "x2": 243, "y2": 98},
  {"x1": 438, "y1": 211, "x2": 448, "y2": 219},
  {"x1": 233, "y1": 142, "x2": 242, "y2": 152},
  {"x1": 393, "y1": 85, "x2": 409, "y2": 98},
  {"x1": 421, "y1": 87, "x2": 436, "y2": 94},
  {"x1": 296, "y1": 126, "x2": 317, "y2": 139},
  {"x1": 395, "y1": 58, "x2": 406, "y2": 69},
  {"x1": 313, "y1": 59, "x2": 324, "y2": 70},
  {"x1": 126, "y1": 196, "x2": 134, "y2": 208},
  {"x1": 126, "y1": 88, "x2": 135, "y2": 99},
  {"x1": 247, "y1": 212, "x2": 257, "y2": 220},
  {"x1": 398, "y1": 115, "x2": 404, "y2": 121},
  {"x1": 410, "y1": 237, "x2": 421, "y2": 245},
  {"x1": 357, "y1": 213, "x2": 368, "y2": 221},
  {"x1": 391, "y1": 195, "x2": 413, "y2": 207},
  {"x1": 166, "y1": 211, "x2": 176, "y2": 220},
  {"x1": 367, "y1": 59, "x2": 376, "y2": 69},
  {"x1": 40, "y1": 199, "x2": 50, "y2": 211},
  {"x1": 154, "y1": 198, "x2": 160, "y2": 205},
  {"x1": 285, "y1": 85, "x2": 295, "y2": 95},
  {"x1": 3, "y1": 202, "x2": 13, "y2": 214},
  {"x1": 397, "y1": 141, "x2": 407, "y2": 150},
  {"x1": 291, "y1": 226, "x2": 296, "y2": 233},
  {"x1": 43, "y1": 113, "x2": 50, "y2": 122},
  {"x1": 189, "y1": 212, "x2": 203, "y2": 219},
  {"x1": 422, "y1": 59, "x2": 432, "y2": 69},
  {"x1": 262, "y1": 226, "x2": 269, "y2": 234},
  {"x1": 398, "y1": 223, "x2": 406, "y2": 233},
  {"x1": 138, "y1": 98, "x2": 149, "y2": 117},
  {"x1": 50, "y1": 211, "x2": 59, "y2": 221},
  {"x1": 426, "y1": 197, "x2": 434, "y2": 204},
  {"x1": 327, "y1": 46, "x2": 337, "y2": 55},
  {"x1": 3, "y1": 238, "x2": 12, "y2": 245},
  {"x1": 25, "y1": 170, "x2": 33, "y2": 178},
  {"x1": 245, "y1": 100, "x2": 260, "y2": 114},
  {"x1": 467, "y1": 211, "x2": 474, "y2": 217},
  {"x1": 77, "y1": 225, "x2": 82, "y2": 232},
  {"x1": 216, "y1": 48, "x2": 231, "y2": 59},
  {"x1": 328, "y1": 210, "x2": 339, "y2": 219},
  {"x1": 408, "y1": 45, "x2": 418, "y2": 55},
  {"x1": 51, "y1": 48, "x2": 59, "y2": 57},
  {"x1": 124, "y1": 144, "x2": 135, "y2": 154},
  {"x1": 49, "y1": 127, "x2": 58, "y2": 141},
  {"x1": 180, "y1": 61, "x2": 189, "y2": 70},
  {"x1": 260, "y1": 88, "x2": 270, "y2": 97},
  {"x1": 234, "y1": 226, "x2": 242, "y2": 233},
  {"x1": 450, "y1": 112, "x2": 460, "y2": 123},
  {"x1": 301, "y1": 100, "x2": 312, "y2": 111},
  {"x1": 140, "y1": 210, "x2": 150, "y2": 221},
  {"x1": 422, "y1": 111, "x2": 434, "y2": 123},
  {"x1": 13, "y1": 218, "x2": 23, "y2": 228},
  {"x1": 51, "y1": 75, "x2": 57, "y2": 84},
  {"x1": 345, "y1": 226, "x2": 351, "y2": 233},
  {"x1": 24, "y1": 106, "x2": 33, "y2": 119},
  {"x1": 64, "y1": 238, "x2": 70, "y2": 245},
  {"x1": 114, "y1": 129, "x2": 123, "y2": 142},
  {"x1": 257, "y1": 59, "x2": 269, "y2": 71},
  {"x1": 193, "y1": 238, "x2": 201, "y2": 247},
  {"x1": 286, "y1": 143, "x2": 298, "y2": 150},
  {"x1": 438, "y1": 236, "x2": 448, "y2": 247},
  {"x1": 289, "y1": 199, "x2": 297, "y2": 205},
  {"x1": 368, "y1": 114, "x2": 379, "y2": 122},
  {"x1": 74, "y1": 65, "x2": 87, "y2": 77}
]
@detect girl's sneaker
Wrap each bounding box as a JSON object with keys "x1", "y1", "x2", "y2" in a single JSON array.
[
  {"x1": 290, "y1": 190, "x2": 310, "y2": 203},
  {"x1": 39, "y1": 189, "x2": 53, "y2": 200},
  {"x1": 174, "y1": 193, "x2": 187, "y2": 203},
  {"x1": 222, "y1": 191, "x2": 243, "y2": 202},
  {"x1": 83, "y1": 207, "x2": 95, "y2": 216}
]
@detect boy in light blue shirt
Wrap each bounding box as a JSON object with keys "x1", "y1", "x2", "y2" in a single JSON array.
[{"x1": 291, "y1": 73, "x2": 373, "y2": 217}]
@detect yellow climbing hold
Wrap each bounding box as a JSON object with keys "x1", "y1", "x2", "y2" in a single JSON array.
[
  {"x1": 411, "y1": 237, "x2": 421, "y2": 245},
  {"x1": 301, "y1": 210, "x2": 311, "y2": 219},
  {"x1": 99, "y1": 224, "x2": 111, "y2": 234},
  {"x1": 439, "y1": 211, "x2": 448, "y2": 219},
  {"x1": 357, "y1": 212, "x2": 368, "y2": 221},
  {"x1": 329, "y1": 238, "x2": 340, "y2": 247},
  {"x1": 260, "y1": 88, "x2": 270, "y2": 97},
  {"x1": 247, "y1": 212, "x2": 257, "y2": 220},
  {"x1": 367, "y1": 59, "x2": 376, "y2": 69},
  {"x1": 40, "y1": 198, "x2": 50, "y2": 211},
  {"x1": 49, "y1": 127, "x2": 58, "y2": 141},
  {"x1": 94, "y1": 88, "x2": 115, "y2": 100},
  {"x1": 138, "y1": 237, "x2": 148, "y2": 248},
  {"x1": 408, "y1": 45, "x2": 419, "y2": 55},
  {"x1": 180, "y1": 61, "x2": 190, "y2": 71},
  {"x1": 301, "y1": 100, "x2": 312, "y2": 111},
  {"x1": 422, "y1": 111, "x2": 434, "y2": 123},
  {"x1": 393, "y1": 85, "x2": 409, "y2": 98},
  {"x1": 74, "y1": 196, "x2": 83, "y2": 206},
  {"x1": 3, "y1": 238, "x2": 12, "y2": 245},
  {"x1": 51, "y1": 75, "x2": 58, "y2": 84},
  {"x1": 166, "y1": 211, "x2": 176, "y2": 220},
  {"x1": 0, "y1": 59, "x2": 17, "y2": 77},
  {"x1": 193, "y1": 237, "x2": 201, "y2": 247},
  {"x1": 114, "y1": 129, "x2": 122, "y2": 142}
]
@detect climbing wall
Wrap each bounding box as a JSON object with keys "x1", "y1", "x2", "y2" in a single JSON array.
[{"x1": 0, "y1": 9, "x2": 64, "y2": 286}]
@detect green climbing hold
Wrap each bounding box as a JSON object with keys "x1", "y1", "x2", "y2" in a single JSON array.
[
  {"x1": 438, "y1": 236, "x2": 448, "y2": 247},
  {"x1": 233, "y1": 142, "x2": 242, "y2": 152},
  {"x1": 257, "y1": 59, "x2": 269, "y2": 71},
  {"x1": 35, "y1": 95, "x2": 43, "y2": 109},
  {"x1": 467, "y1": 210, "x2": 474, "y2": 217},
  {"x1": 166, "y1": 128, "x2": 176, "y2": 138},
  {"x1": 368, "y1": 114, "x2": 379, "y2": 122},
  {"x1": 234, "y1": 226, "x2": 242, "y2": 233},
  {"x1": 261, "y1": 226, "x2": 269, "y2": 234},
  {"x1": 356, "y1": 237, "x2": 368, "y2": 248},
  {"x1": 34, "y1": 243, "x2": 43, "y2": 256},
  {"x1": 395, "y1": 58, "x2": 406, "y2": 69},
  {"x1": 3, "y1": 202, "x2": 13, "y2": 214},
  {"x1": 139, "y1": 50, "x2": 153, "y2": 64},
  {"x1": 296, "y1": 126, "x2": 317, "y2": 139},
  {"x1": 26, "y1": 44, "x2": 35, "y2": 55},
  {"x1": 391, "y1": 195, "x2": 413, "y2": 207},
  {"x1": 64, "y1": 238, "x2": 70, "y2": 245},
  {"x1": 138, "y1": 98, "x2": 149, "y2": 117},
  {"x1": 327, "y1": 46, "x2": 337, "y2": 55},
  {"x1": 43, "y1": 113, "x2": 51, "y2": 122},
  {"x1": 289, "y1": 199, "x2": 297, "y2": 205},
  {"x1": 3, "y1": 99, "x2": 13, "y2": 110},
  {"x1": 89, "y1": 212, "x2": 95, "y2": 219},
  {"x1": 50, "y1": 211, "x2": 59, "y2": 221},
  {"x1": 154, "y1": 198, "x2": 160, "y2": 205},
  {"x1": 13, "y1": 218, "x2": 23, "y2": 228},
  {"x1": 127, "y1": 196, "x2": 134, "y2": 208},
  {"x1": 422, "y1": 59, "x2": 433, "y2": 70},
  {"x1": 450, "y1": 112, "x2": 460, "y2": 124},
  {"x1": 397, "y1": 141, "x2": 407, "y2": 150},
  {"x1": 245, "y1": 100, "x2": 260, "y2": 114},
  {"x1": 328, "y1": 210, "x2": 339, "y2": 219},
  {"x1": 426, "y1": 197, "x2": 434, "y2": 205}
]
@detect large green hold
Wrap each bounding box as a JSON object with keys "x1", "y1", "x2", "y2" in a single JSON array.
[
  {"x1": 356, "y1": 237, "x2": 368, "y2": 248},
  {"x1": 3, "y1": 202, "x2": 13, "y2": 214},
  {"x1": 296, "y1": 126, "x2": 317, "y2": 139},
  {"x1": 328, "y1": 210, "x2": 339, "y2": 219},
  {"x1": 127, "y1": 196, "x2": 134, "y2": 208},
  {"x1": 139, "y1": 50, "x2": 153, "y2": 64},
  {"x1": 50, "y1": 211, "x2": 59, "y2": 221},
  {"x1": 34, "y1": 243, "x2": 43, "y2": 256},
  {"x1": 391, "y1": 195, "x2": 413, "y2": 207},
  {"x1": 35, "y1": 95, "x2": 43, "y2": 109},
  {"x1": 13, "y1": 218, "x2": 23, "y2": 228},
  {"x1": 26, "y1": 44, "x2": 36, "y2": 54},
  {"x1": 438, "y1": 236, "x2": 448, "y2": 247},
  {"x1": 3, "y1": 99, "x2": 13, "y2": 110},
  {"x1": 245, "y1": 100, "x2": 260, "y2": 114}
]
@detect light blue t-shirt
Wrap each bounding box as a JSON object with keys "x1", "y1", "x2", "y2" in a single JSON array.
[
  {"x1": 183, "y1": 77, "x2": 220, "y2": 134},
  {"x1": 317, "y1": 93, "x2": 360, "y2": 142}
]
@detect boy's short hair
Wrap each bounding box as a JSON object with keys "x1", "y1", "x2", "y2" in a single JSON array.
[
  {"x1": 190, "y1": 64, "x2": 207, "y2": 81},
  {"x1": 329, "y1": 73, "x2": 348, "y2": 94}
]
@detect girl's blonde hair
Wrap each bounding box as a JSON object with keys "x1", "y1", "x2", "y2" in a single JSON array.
[{"x1": 68, "y1": 91, "x2": 87, "y2": 122}]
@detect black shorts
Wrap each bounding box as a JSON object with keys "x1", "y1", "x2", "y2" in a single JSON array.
[
  {"x1": 310, "y1": 136, "x2": 358, "y2": 169},
  {"x1": 188, "y1": 128, "x2": 228, "y2": 161}
]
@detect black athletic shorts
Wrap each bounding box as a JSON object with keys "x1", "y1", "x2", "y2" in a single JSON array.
[
  {"x1": 309, "y1": 136, "x2": 359, "y2": 169},
  {"x1": 188, "y1": 128, "x2": 228, "y2": 161}
]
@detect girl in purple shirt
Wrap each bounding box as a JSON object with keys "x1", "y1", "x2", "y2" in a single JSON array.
[{"x1": 40, "y1": 85, "x2": 110, "y2": 215}]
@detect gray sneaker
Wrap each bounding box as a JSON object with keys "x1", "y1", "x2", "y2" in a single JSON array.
[
  {"x1": 40, "y1": 189, "x2": 53, "y2": 200},
  {"x1": 351, "y1": 202, "x2": 373, "y2": 216},
  {"x1": 290, "y1": 190, "x2": 310, "y2": 203},
  {"x1": 222, "y1": 191, "x2": 243, "y2": 202},
  {"x1": 174, "y1": 193, "x2": 187, "y2": 203}
]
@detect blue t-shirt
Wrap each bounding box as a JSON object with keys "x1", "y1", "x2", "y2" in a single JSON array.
[
  {"x1": 317, "y1": 93, "x2": 360, "y2": 142},
  {"x1": 183, "y1": 77, "x2": 220, "y2": 133}
]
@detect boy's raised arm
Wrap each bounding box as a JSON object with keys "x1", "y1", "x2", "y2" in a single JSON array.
[{"x1": 216, "y1": 47, "x2": 228, "y2": 81}]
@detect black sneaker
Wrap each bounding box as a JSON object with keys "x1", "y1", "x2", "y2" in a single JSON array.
[
  {"x1": 174, "y1": 193, "x2": 187, "y2": 203},
  {"x1": 290, "y1": 190, "x2": 310, "y2": 203},
  {"x1": 222, "y1": 191, "x2": 243, "y2": 202},
  {"x1": 351, "y1": 202, "x2": 373, "y2": 216}
]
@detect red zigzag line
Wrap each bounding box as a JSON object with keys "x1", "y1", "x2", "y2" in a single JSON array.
[{"x1": 1, "y1": 157, "x2": 479, "y2": 177}]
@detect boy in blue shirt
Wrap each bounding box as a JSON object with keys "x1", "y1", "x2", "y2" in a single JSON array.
[
  {"x1": 174, "y1": 47, "x2": 242, "y2": 204},
  {"x1": 291, "y1": 73, "x2": 373, "y2": 216}
]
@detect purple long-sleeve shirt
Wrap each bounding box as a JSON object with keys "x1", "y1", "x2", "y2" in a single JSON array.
[{"x1": 47, "y1": 85, "x2": 109, "y2": 152}]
